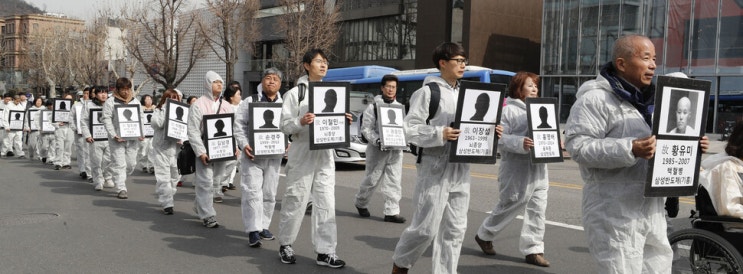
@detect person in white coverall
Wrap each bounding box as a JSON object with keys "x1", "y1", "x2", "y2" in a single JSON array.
[
  {"x1": 234, "y1": 67, "x2": 284, "y2": 248},
  {"x1": 2, "y1": 95, "x2": 26, "y2": 158},
  {"x1": 276, "y1": 49, "x2": 349, "y2": 268},
  {"x1": 188, "y1": 71, "x2": 236, "y2": 228},
  {"x1": 473, "y1": 71, "x2": 551, "y2": 267},
  {"x1": 52, "y1": 93, "x2": 75, "y2": 169},
  {"x1": 564, "y1": 35, "x2": 709, "y2": 273},
  {"x1": 38, "y1": 100, "x2": 57, "y2": 163},
  {"x1": 391, "y1": 42, "x2": 473, "y2": 274},
  {"x1": 138, "y1": 94, "x2": 155, "y2": 174},
  {"x1": 354, "y1": 74, "x2": 406, "y2": 224},
  {"x1": 82, "y1": 87, "x2": 114, "y2": 191},
  {"x1": 102, "y1": 78, "x2": 145, "y2": 199},
  {"x1": 212, "y1": 84, "x2": 241, "y2": 203},
  {"x1": 24, "y1": 97, "x2": 45, "y2": 160},
  {"x1": 151, "y1": 89, "x2": 182, "y2": 215},
  {"x1": 0, "y1": 94, "x2": 10, "y2": 155},
  {"x1": 70, "y1": 89, "x2": 91, "y2": 179}
]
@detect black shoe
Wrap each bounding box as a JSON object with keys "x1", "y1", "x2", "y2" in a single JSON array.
[
  {"x1": 42, "y1": 157, "x2": 47, "y2": 163},
  {"x1": 79, "y1": 172, "x2": 87, "y2": 179},
  {"x1": 259, "y1": 229, "x2": 275, "y2": 240},
  {"x1": 228, "y1": 183, "x2": 236, "y2": 190},
  {"x1": 384, "y1": 215, "x2": 406, "y2": 223},
  {"x1": 356, "y1": 207, "x2": 370, "y2": 217},
  {"x1": 221, "y1": 186, "x2": 228, "y2": 193},
  {"x1": 665, "y1": 197, "x2": 679, "y2": 218},
  {"x1": 316, "y1": 253, "x2": 346, "y2": 268},
  {"x1": 248, "y1": 231, "x2": 262, "y2": 248},
  {"x1": 63, "y1": 165, "x2": 72, "y2": 169},
  {"x1": 279, "y1": 245, "x2": 296, "y2": 264},
  {"x1": 6, "y1": 151, "x2": 14, "y2": 157},
  {"x1": 54, "y1": 165, "x2": 61, "y2": 170},
  {"x1": 163, "y1": 207, "x2": 174, "y2": 215},
  {"x1": 305, "y1": 201, "x2": 313, "y2": 215}
]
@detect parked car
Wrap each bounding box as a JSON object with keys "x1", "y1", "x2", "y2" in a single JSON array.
[{"x1": 333, "y1": 91, "x2": 374, "y2": 163}]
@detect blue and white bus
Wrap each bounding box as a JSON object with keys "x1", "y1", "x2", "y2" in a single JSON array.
[
  {"x1": 347, "y1": 66, "x2": 516, "y2": 110},
  {"x1": 324, "y1": 65, "x2": 399, "y2": 81}
]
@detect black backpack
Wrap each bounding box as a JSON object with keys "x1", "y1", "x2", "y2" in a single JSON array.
[
  {"x1": 410, "y1": 82, "x2": 440, "y2": 163},
  {"x1": 287, "y1": 83, "x2": 307, "y2": 142},
  {"x1": 177, "y1": 141, "x2": 196, "y2": 175}
]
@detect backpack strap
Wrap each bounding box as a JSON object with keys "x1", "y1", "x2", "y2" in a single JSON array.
[
  {"x1": 251, "y1": 94, "x2": 260, "y2": 103},
  {"x1": 297, "y1": 83, "x2": 307, "y2": 106},
  {"x1": 416, "y1": 83, "x2": 440, "y2": 163}
]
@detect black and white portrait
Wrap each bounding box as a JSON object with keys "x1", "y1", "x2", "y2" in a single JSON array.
[
  {"x1": 312, "y1": 86, "x2": 347, "y2": 114},
  {"x1": 460, "y1": 89, "x2": 501, "y2": 123},
  {"x1": 528, "y1": 103, "x2": 557, "y2": 130},
  {"x1": 116, "y1": 106, "x2": 140, "y2": 122},
  {"x1": 55, "y1": 99, "x2": 70, "y2": 111},
  {"x1": 206, "y1": 117, "x2": 233, "y2": 138},
  {"x1": 379, "y1": 106, "x2": 404, "y2": 126},
  {"x1": 658, "y1": 88, "x2": 703, "y2": 137},
  {"x1": 252, "y1": 107, "x2": 282, "y2": 130}
]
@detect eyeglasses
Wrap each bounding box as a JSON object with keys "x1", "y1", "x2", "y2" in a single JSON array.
[
  {"x1": 449, "y1": 58, "x2": 469, "y2": 65},
  {"x1": 313, "y1": 59, "x2": 329, "y2": 65},
  {"x1": 383, "y1": 85, "x2": 397, "y2": 90}
]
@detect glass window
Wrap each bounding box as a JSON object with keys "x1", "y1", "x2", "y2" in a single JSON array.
[
  {"x1": 559, "y1": 77, "x2": 580, "y2": 123},
  {"x1": 665, "y1": 0, "x2": 692, "y2": 72},
  {"x1": 688, "y1": 0, "x2": 718, "y2": 75},
  {"x1": 579, "y1": 0, "x2": 600, "y2": 74},
  {"x1": 541, "y1": 0, "x2": 561, "y2": 75},
  {"x1": 647, "y1": 0, "x2": 667, "y2": 72},
  {"x1": 598, "y1": 3, "x2": 621, "y2": 64},
  {"x1": 717, "y1": 1, "x2": 743, "y2": 73},
  {"x1": 561, "y1": 2, "x2": 580, "y2": 74}
]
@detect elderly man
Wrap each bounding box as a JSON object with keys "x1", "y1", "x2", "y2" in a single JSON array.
[{"x1": 564, "y1": 34, "x2": 709, "y2": 273}]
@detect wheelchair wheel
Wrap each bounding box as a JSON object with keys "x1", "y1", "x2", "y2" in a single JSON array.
[{"x1": 669, "y1": 228, "x2": 743, "y2": 274}]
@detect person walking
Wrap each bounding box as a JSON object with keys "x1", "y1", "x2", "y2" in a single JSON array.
[
  {"x1": 151, "y1": 89, "x2": 182, "y2": 215},
  {"x1": 354, "y1": 74, "x2": 406, "y2": 224},
  {"x1": 81, "y1": 87, "x2": 115, "y2": 191}
]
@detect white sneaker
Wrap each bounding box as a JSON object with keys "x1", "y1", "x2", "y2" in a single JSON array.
[
  {"x1": 104, "y1": 180, "x2": 114, "y2": 188},
  {"x1": 94, "y1": 184, "x2": 103, "y2": 191}
]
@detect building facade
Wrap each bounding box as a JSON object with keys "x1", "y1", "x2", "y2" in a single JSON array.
[{"x1": 542, "y1": 0, "x2": 743, "y2": 133}]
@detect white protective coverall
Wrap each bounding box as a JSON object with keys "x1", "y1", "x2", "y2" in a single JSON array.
[
  {"x1": 565, "y1": 73, "x2": 671, "y2": 274},
  {"x1": 52, "y1": 105, "x2": 74, "y2": 166},
  {"x1": 700, "y1": 152, "x2": 743, "y2": 229},
  {"x1": 102, "y1": 96, "x2": 144, "y2": 193},
  {"x1": 476, "y1": 96, "x2": 549, "y2": 255},
  {"x1": 392, "y1": 76, "x2": 471, "y2": 274},
  {"x1": 354, "y1": 95, "x2": 403, "y2": 216},
  {"x1": 38, "y1": 110, "x2": 57, "y2": 162},
  {"x1": 81, "y1": 100, "x2": 113, "y2": 189},
  {"x1": 277, "y1": 75, "x2": 339, "y2": 254},
  {"x1": 70, "y1": 100, "x2": 90, "y2": 175},
  {"x1": 150, "y1": 108, "x2": 179, "y2": 209},
  {"x1": 24, "y1": 106, "x2": 44, "y2": 160},
  {"x1": 2, "y1": 101, "x2": 26, "y2": 157},
  {"x1": 234, "y1": 92, "x2": 283, "y2": 233},
  {"x1": 188, "y1": 71, "x2": 235, "y2": 220},
  {"x1": 137, "y1": 105, "x2": 155, "y2": 172}
]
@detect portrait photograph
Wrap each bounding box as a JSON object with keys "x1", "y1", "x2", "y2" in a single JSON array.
[
  {"x1": 657, "y1": 88, "x2": 703, "y2": 137},
  {"x1": 379, "y1": 106, "x2": 404, "y2": 126},
  {"x1": 205, "y1": 116, "x2": 233, "y2": 138},
  {"x1": 91, "y1": 110, "x2": 103, "y2": 125},
  {"x1": 54, "y1": 98, "x2": 71, "y2": 111},
  {"x1": 167, "y1": 99, "x2": 189, "y2": 123},
  {"x1": 89, "y1": 109, "x2": 107, "y2": 141},
  {"x1": 52, "y1": 98, "x2": 72, "y2": 123},
  {"x1": 459, "y1": 89, "x2": 502, "y2": 123},
  {"x1": 116, "y1": 106, "x2": 140, "y2": 122},
  {"x1": 252, "y1": 106, "x2": 282, "y2": 130},
  {"x1": 27, "y1": 109, "x2": 39, "y2": 131},
  {"x1": 143, "y1": 110, "x2": 154, "y2": 138},
  {"x1": 8, "y1": 110, "x2": 25, "y2": 131},
  {"x1": 308, "y1": 82, "x2": 350, "y2": 114},
  {"x1": 528, "y1": 103, "x2": 557, "y2": 130}
]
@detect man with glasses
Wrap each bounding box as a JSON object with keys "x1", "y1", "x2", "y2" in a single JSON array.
[
  {"x1": 391, "y1": 42, "x2": 472, "y2": 274},
  {"x1": 354, "y1": 74, "x2": 406, "y2": 224}
]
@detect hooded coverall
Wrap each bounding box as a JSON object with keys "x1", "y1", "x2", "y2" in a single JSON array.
[
  {"x1": 102, "y1": 96, "x2": 145, "y2": 193},
  {"x1": 70, "y1": 101, "x2": 90, "y2": 176},
  {"x1": 81, "y1": 100, "x2": 113, "y2": 189},
  {"x1": 151, "y1": 108, "x2": 179, "y2": 209}
]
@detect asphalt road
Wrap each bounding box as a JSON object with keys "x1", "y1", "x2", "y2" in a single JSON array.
[{"x1": 0, "y1": 137, "x2": 726, "y2": 273}]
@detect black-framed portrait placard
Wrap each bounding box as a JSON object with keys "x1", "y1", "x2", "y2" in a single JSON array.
[
  {"x1": 645, "y1": 76, "x2": 711, "y2": 197},
  {"x1": 449, "y1": 81, "x2": 506, "y2": 164},
  {"x1": 27, "y1": 109, "x2": 39, "y2": 131},
  {"x1": 165, "y1": 99, "x2": 189, "y2": 141},
  {"x1": 308, "y1": 82, "x2": 350, "y2": 150},
  {"x1": 377, "y1": 104, "x2": 407, "y2": 150},
  {"x1": 89, "y1": 108, "x2": 107, "y2": 141},
  {"x1": 248, "y1": 102, "x2": 287, "y2": 159},
  {"x1": 143, "y1": 110, "x2": 154, "y2": 138},
  {"x1": 52, "y1": 98, "x2": 72, "y2": 123},
  {"x1": 41, "y1": 110, "x2": 55, "y2": 133},
  {"x1": 203, "y1": 113, "x2": 236, "y2": 162},
  {"x1": 8, "y1": 110, "x2": 25, "y2": 131},
  {"x1": 525, "y1": 97, "x2": 564, "y2": 163},
  {"x1": 114, "y1": 104, "x2": 143, "y2": 140}
]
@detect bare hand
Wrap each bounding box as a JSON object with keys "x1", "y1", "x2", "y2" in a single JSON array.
[
  {"x1": 138, "y1": 137, "x2": 145, "y2": 141},
  {"x1": 244, "y1": 144, "x2": 254, "y2": 160},
  {"x1": 495, "y1": 125, "x2": 504, "y2": 139},
  {"x1": 300, "y1": 113, "x2": 315, "y2": 125},
  {"x1": 699, "y1": 135, "x2": 709, "y2": 153},
  {"x1": 523, "y1": 137, "x2": 534, "y2": 150},
  {"x1": 114, "y1": 135, "x2": 126, "y2": 143},
  {"x1": 443, "y1": 127, "x2": 460, "y2": 141},
  {"x1": 199, "y1": 154, "x2": 209, "y2": 165},
  {"x1": 86, "y1": 137, "x2": 94, "y2": 143},
  {"x1": 632, "y1": 135, "x2": 656, "y2": 159},
  {"x1": 345, "y1": 113, "x2": 353, "y2": 124}
]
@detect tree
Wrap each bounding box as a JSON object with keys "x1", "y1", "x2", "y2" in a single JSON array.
[
  {"x1": 276, "y1": 0, "x2": 341, "y2": 83},
  {"x1": 120, "y1": 0, "x2": 206, "y2": 90},
  {"x1": 24, "y1": 25, "x2": 81, "y2": 98},
  {"x1": 71, "y1": 19, "x2": 110, "y2": 88},
  {"x1": 197, "y1": 0, "x2": 260, "y2": 84}
]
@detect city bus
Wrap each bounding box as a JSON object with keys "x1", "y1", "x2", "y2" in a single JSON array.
[
  {"x1": 324, "y1": 65, "x2": 399, "y2": 81},
  {"x1": 347, "y1": 66, "x2": 516, "y2": 110}
]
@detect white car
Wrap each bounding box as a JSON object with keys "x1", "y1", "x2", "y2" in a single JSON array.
[{"x1": 333, "y1": 111, "x2": 367, "y2": 163}]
